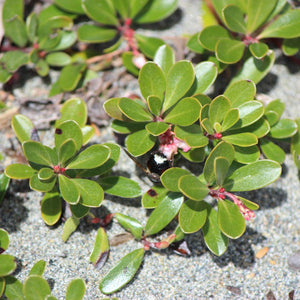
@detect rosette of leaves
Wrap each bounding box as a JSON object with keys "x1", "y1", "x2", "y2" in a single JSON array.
[
  {"x1": 104, "y1": 45, "x2": 218, "y2": 159},
  {"x1": 2, "y1": 257, "x2": 86, "y2": 300},
  {"x1": 0, "y1": 0, "x2": 77, "y2": 84},
  {"x1": 190, "y1": 0, "x2": 300, "y2": 82}
]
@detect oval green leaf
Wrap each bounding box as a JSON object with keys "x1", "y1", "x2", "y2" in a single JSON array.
[
  {"x1": 269, "y1": 119, "x2": 298, "y2": 139},
  {"x1": 58, "y1": 175, "x2": 80, "y2": 205},
  {"x1": 153, "y1": 44, "x2": 175, "y2": 76},
  {"x1": 222, "y1": 4, "x2": 246, "y2": 33},
  {"x1": 66, "y1": 279, "x2": 86, "y2": 300},
  {"x1": 115, "y1": 213, "x2": 143, "y2": 240},
  {"x1": 77, "y1": 24, "x2": 117, "y2": 43},
  {"x1": 41, "y1": 192, "x2": 62, "y2": 225},
  {"x1": 0, "y1": 255, "x2": 17, "y2": 276},
  {"x1": 5, "y1": 163, "x2": 35, "y2": 179},
  {"x1": 216, "y1": 38, "x2": 245, "y2": 64},
  {"x1": 23, "y1": 275, "x2": 51, "y2": 300},
  {"x1": 160, "y1": 167, "x2": 190, "y2": 192},
  {"x1": 90, "y1": 227, "x2": 109, "y2": 269},
  {"x1": 222, "y1": 132, "x2": 258, "y2": 147}
]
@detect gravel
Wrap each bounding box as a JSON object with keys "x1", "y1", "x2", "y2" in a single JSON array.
[{"x1": 1, "y1": 1, "x2": 300, "y2": 299}]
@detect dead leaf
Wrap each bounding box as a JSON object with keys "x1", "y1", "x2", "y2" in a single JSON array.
[
  {"x1": 255, "y1": 247, "x2": 269, "y2": 259},
  {"x1": 109, "y1": 232, "x2": 134, "y2": 246},
  {"x1": 0, "y1": 107, "x2": 19, "y2": 129}
]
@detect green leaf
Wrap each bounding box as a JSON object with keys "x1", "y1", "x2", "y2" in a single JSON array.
[
  {"x1": 218, "y1": 199, "x2": 246, "y2": 238},
  {"x1": 12, "y1": 114, "x2": 34, "y2": 144},
  {"x1": 1, "y1": 51, "x2": 29, "y2": 72},
  {"x1": 203, "y1": 141, "x2": 235, "y2": 185},
  {"x1": 291, "y1": 119, "x2": 300, "y2": 155},
  {"x1": 0, "y1": 228, "x2": 9, "y2": 252},
  {"x1": 90, "y1": 227, "x2": 109, "y2": 268},
  {"x1": 58, "y1": 139, "x2": 77, "y2": 166},
  {"x1": 0, "y1": 66, "x2": 12, "y2": 83},
  {"x1": 246, "y1": 0, "x2": 277, "y2": 33},
  {"x1": 3, "y1": 276, "x2": 24, "y2": 300},
  {"x1": 209, "y1": 95, "x2": 231, "y2": 125},
  {"x1": 238, "y1": 196, "x2": 259, "y2": 210},
  {"x1": 29, "y1": 174, "x2": 56, "y2": 192},
  {"x1": 144, "y1": 192, "x2": 184, "y2": 236},
  {"x1": 222, "y1": 132, "x2": 258, "y2": 147},
  {"x1": 99, "y1": 248, "x2": 144, "y2": 294},
  {"x1": 4, "y1": 16, "x2": 28, "y2": 47},
  {"x1": 58, "y1": 175, "x2": 80, "y2": 205},
  {"x1": 153, "y1": 44, "x2": 175, "y2": 75},
  {"x1": 46, "y1": 52, "x2": 71, "y2": 67},
  {"x1": 221, "y1": 108, "x2": 240, "y2": 131},
  {"x1": 41, "y1": 192, "x2": 62, "y2": 226},
  {"x1": 23, "y1": 275, "x2": 51, "y2": 300},
  {"x1": 223, "y1": 160, "x2": 281, "y2": 191},
  {"x1": 202, "y1": 205, "x2": 228, "y2": 256},
  {"x1": 115, "y1": 213, "x2": 143, "y2": 240},
  {"x1": 23, "y1": 141, "x2": 53, "y2": 167},
  {"x1": 82, "y1": 0, "x2": 118, "y2": 25},
  {"x1": 214, "y1": 156, "x2": 230, "y2": 186},
  {"x1": 100, "y1": 176, "x2": 141, "y2": 198},
  {"x1": 134, "y1": 0, "x2": 178, "y2": 23},
  {"x1": 249, "y1": 42, "x2": 269, "y2": 59},
  {"x1": 118, "y1": 97, "x2": 153, "y2": 122},
  {"x1": 51, "y1": 31, "x2": 77, "y2": 51},
  {"x1": 70, "y1": 203, "x2": 89, "y2": 219},
  {"x1": 62, "y1": 216, "x2": 80, "y2": 242},
  {"x1": 128, "y1": 0, "x2": 149, "y2": 18},
  {"x1": 58, "y1": 63, "x2": 87, "y2": 92},
  {"x1": 179, "y1": 200, "x2": 208, "y2": 233},
  {"x1": 160, "y1": 167, "x2": 190, "y2": 192},
  {"x1": 77, "y1": 24, "x2": 117, "y2": 43},
  {"x1": 54, "y1": 0, "x2": 85, "y2": 14},
  {"x1": 163, "y1": 61, "x2": 195, "y2": 111},
  {"x1": 216, "y1": 38, "x2": 245, "y2": 64},
  {"x1": 29, "y1": 260, "x2": 46, "y2": 276},
  {"x1": 112, "y1": 120, "x2": 145, "y2": 134},
  {"x1": 38, "y1": 168, "x2": 54, "y2": 181},
  {"x1": 265, "y1": 98, "x2": 285, "y2": 119},
  {"x1": 139, "y1": 62, "x2": 166, "y2": 100},
  {"x1": 269, "y1": 119, "x2": 298, "y2": 139},
  {"x1": 222, "y1": 5, "x2": 246, "y2": 33},
  {"x1": 260, "y1": 138, "x2": 285, "y2": 164},
  {"x1": 67, "y1": 145, "x2": 110, "y2": 169},
  {"x1": 259, "y1": 9, "x2": 300, "y2": 39},
  {"x1": 0, "y1": 255, "x2": 16, "y2": 276},
  {"x1": 187, "y1": 32, "x2": 205, "y2": 54},
  {"x1": 229, "y1": 50, "x2": 275, "y2": 85},
  {"x1": 142, "y1": 185, "x2": 168, "y2": 208},
  {"x1": 5, "y1": 164, "x2": 35, "y2": 179},
  {"x1": 234, "y1": 145, "x2": 260, "y2": 164},
  {"x1": 178, "y1": 174, "x2": 209, "y2": 201},
  {"x1": 126, "y1": 129, "x2": 156, "y2": 156},
  {"x1": 35, "y1": 59, "x2": 49, "y2": 77},
  {"x1": 66, "y1": 279, "x2": 86, "y2": 300},
  {"x1": 192, "y1": 61, "x2": 218, "y2": 94},
  {"x1": 135, "y1": 34, "x2": 165, "y2": 59},
  {"x1": 199, "y1": 25, "x2": 231, "y2": 51},
  {"x1": 145, "y1": 122, "x2": 169, "y2": 136},
  {"x1": 282, "y1": 37, "x2": 300, "y2": 56},
  {"x1": 2, "y1": 0, "x2": 23, "y2": 21},
  {"x1": 179, "y1": 147, "x2": 206, "y2": 162},
  {"x1": 55, "y1": 120, "x2": 83, "y2": 151},
  {"x1": 164, "y1": 97, "x2": 201, "y2": 126},
  {"x1": 73, "y1": 179, "x2": 104, "y2": 207},
  {"x1": 104, "y1": 98, "x2": 127, "y2": 121},
  {"x1": 122, "y1": 52, "x2": 139, "y2": 76},
  {"x1": 0, "y1": 277, "x2": 4, "y2": 297}
]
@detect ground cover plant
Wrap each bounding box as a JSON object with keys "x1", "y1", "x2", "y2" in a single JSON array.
[{"x1": 0, "y1": 0, "x2": 300, "y2": 297}]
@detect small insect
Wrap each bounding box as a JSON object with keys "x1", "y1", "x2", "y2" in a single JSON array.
[{"x1": 123, "y1": 148, "x2": 172, "y2": 182}]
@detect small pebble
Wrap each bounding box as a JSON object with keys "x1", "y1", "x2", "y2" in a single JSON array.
[{"x1": 288, "y1": 251, "x2": 300, "y2": 271}]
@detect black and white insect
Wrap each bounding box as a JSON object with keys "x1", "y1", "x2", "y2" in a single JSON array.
[{"x1": 123, "y1": 148, "x2": 172, "y2": 182}]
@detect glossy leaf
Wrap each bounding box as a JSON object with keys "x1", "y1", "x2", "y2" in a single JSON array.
[
  {"x1": 164, "y1": 97, "x2": 201, "y2": 126},
  {"x1": 70, "y1": 203, "x2": 89, "y2": 219},
  {"x1": 0, "y1": 256, "x2": 16, "y2": 278},
  {"x1": 58, "y1": 63, "x2": 86, "y2": 92},
  {"x1": 209, "y1": 95, "x2": 230, "y2": 125},
  {"x1": 2, "y1": 0, "x2": 23, "y2": 21},
  {"x1": 23, "y1": 275, "x2": 51, "y2": 300},
  {"x1": 179, "y1": 200, "x2": 208, "y2": 233},
  {"x1": 3, "y1": 276, "x2": 24, "y2": 300},
  {"x1": 146, "y1": 95, "x2": 163, "y2": 117},
  {"x1": 29, "y1": 260, "x2": 46, "y2": 276},
  {"x1": 221, "y1": 108, "x2": 239, "y2": 131},
  {"x1": 23, "y1": 141, "x2": 53, "y2": 167},
  {"x1": 178, "y1": 174, "x2": 209, "y2": 201},
  {"x1": 66, "y1": 279, "x2": 86, "y2": 300},
  {"x1": 122, "y1": 52, "x2": 139, "y2": 76},
  {"x1": 38, "y1": 168, "x2": 54, "y2": 181},
  {"x1": 99, "y1": 248, "x2": 144, "y2": 294},
  {"x1": 115, "y1": 213, "x2": 143, "y2": 240},
  {"x1": 46, "y1": 52, "x2": 71, "y2": 67},
  {"x1": 222, "y1": 5, "x2": 246, "y2": 33},
  {"x1": 5, "y1": 164, "x2": 35, "y2": 179},
  {"x1": 0, "y1": 228, "x2": 9, "y2": 252},
  {"x1": 229, "y1": 50, "x2": 275, "y2": 85},
  {"x1": 153, "y1": 44, "x2": 175, "y2": 75},
  {"x1": 136, "y1": 34, "x2": 165, "y2": 59},
  {"x1": 58, "y1": 139, "x2": 77, "y2": 166},
  {"x1": 144, "y1": 192, "x2": 183, "y2": 236},
  {"x1": 67, "y1": 145, "x2": 110, "y2": 169},
  {"x1": 90, "y1": 227, "x2": 109, "y2": 269},
  {"x1": 187, "y1": 32, "x2": 205, "y2": 54},
  {"x1": 62, "y1": 216, "x2": 79, "y2": 242},
  {"x1": 246, "y1": 0, "x2": 277, "y2": 33},
  {"x1": 35, "y1": 59, "x2": 49, "y2": 77},
  {"x1": 41, "y1": 192, "x2": 62, "y2": 225},
  {"x1": 12, "y1": 114, "x2": 34, "y2": 144},
  {"x1": 202, "y1": 205, "x2": 228, "y2": 256},
  {"x1": 223, "y1": 160, "x2": 281, "y2": 191},
  {"x1": 265, "y1": 99, "x2": 285, "y2": 119},
  {"x1": 54, "y1": 0, "x2": 84, "y2": 14},
  {"x1": 249, "y1": 43, "x2": 269, "y2": 59},
  {"x1": 260, "y1": 138, "x2": 285, "y2": 164},
  {"x1": 0, "y1": 174, "x2": 9, "y2": 205},
  {"x1": 104, "y1": 98, "x2": 127, "y2": 121},
  {"x1": 161, "y1": 167, "x2": 190, "y2": 192},
  {"x1": 1, "y1": 51, "x2": 28, "y2": 72},
  {"x1": 29, "y1": 174, "x2": 56, "y2": 192},
  {"x1": 179, "y1": 147, "x2": 206, "y2": 162},
  {"x1": 224, "y1": 79, "x2": 256, "y2": 108},
  {"x1": 218, "y1": 199, "x2": 246, "y2": 238},
  {"x1": 100, "y1": 176, "x2": 141, "y2": 198},
  {"x1": 134, "y1": 0, "x2": 178, "y2": 23},
  {"x1": 4, "y1": 16, "x2": 28, "y2": 47},
  {"x1": 118, "y1": 97, "x2": 153, "y2": 122},
  {"x1": 145, "y1": 122, "x2": 169, "y2": 136},
  {"x1": 142, "y1": 185, "x2": 168, "y2": 208},
  {"x1": 199, "y1": 25, "x2": 231, "y2": 51},
  {"x1": 59, "y1": 175, "x2": 80, "y2": 205},
  {"x1": 82, "y1": 0, "x2": 118, "y2": 25},
  {"x1": 259, "y1": 9, "x2": 300, "y2": 39},
  {"x1": 238, "y1": 117, "x2": 270, "y2": 138},
  {"x1": 234, "y1": 145, "x2": 260, "y2": 164},
  {"x1": 269, "y1": 119, "x2": 298, "y2": 139},
  {"x1": 203, "y1": 141, "x2": 235, "y2": 185},
  {"x1": 163, "y1": 61, "x2": 195, "y2": 111},
  {"x1": 139, "y1": 62, "x2": 166, "y2": 100},
  {"x1": 222, "y1": 132, "x2": 258, "y2": 146},
  {"x1": 214, "y1": 156, "x2": 230, "y2": 186},
  {"x1": 282, "y1": 37, "x2": 300, "y2": 56},
  {"x1": 126, "y1": 129, "x2": 156, "y2": 156},
  {"x1": 238, "y1": 196, "x2": 259, "y2": 210},
  {"x1": 291, "y1": 118, "x2": 300, "y2": 156},
  {"x1": 77, "y1": 24, "x2": 117, "y2": 43},
  {"x1": 216, "y1": 38, "x2": 245, "y2": 64}
]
